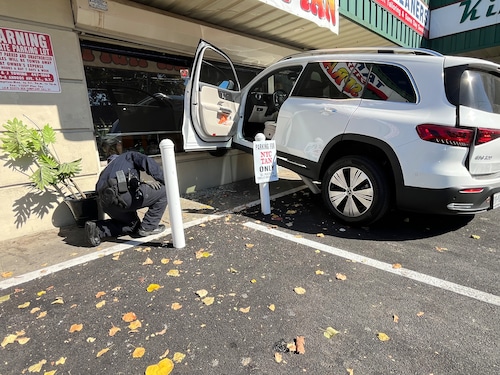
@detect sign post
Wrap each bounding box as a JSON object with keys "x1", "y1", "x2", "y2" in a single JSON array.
[{"x1": 253, "y1": 133, "x2": 278, "y2": 215}]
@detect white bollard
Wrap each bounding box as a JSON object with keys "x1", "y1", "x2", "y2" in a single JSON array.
[
  {"x1": 254, "y1": 133, "x2": 271, "y2": 215},
  {"x1": 159, "y1": 139, "x2": 186, "y2": 248}
]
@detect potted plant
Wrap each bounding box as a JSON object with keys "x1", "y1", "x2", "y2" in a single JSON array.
[{"x1": 1, "y1": 117, "x2": 100, "y2": 226}]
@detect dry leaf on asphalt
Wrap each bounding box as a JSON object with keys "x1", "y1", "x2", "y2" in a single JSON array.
[
  {"x1": 166, "y1": 269, "x2": 180, "y2": 277},
  {"x1": 132, "y1": 347, "x2": 146, "y2": 358},
  {"x1": 17, "y1": 302, "x2": 30, "y2": 309},
  {"x1": 96, "y1": 347, "x2": 110, "y2": 357},
  {"x1": 393, "y1": 315, "x2": 399, "y2": 323},
  {"x1": 196, "y1": 289, "x2": 208, "y2": 298},
  {"x1": 336, "y1": 273, "x2": 347, "y2": 280},
  {"x1": 377, "y1": 332, "x2": 390, "y2": 341},
  {"x1": 109, "y1": 324, "x2": 121, "y2": 336},
  {"x1": 471, "y1": 234, "x2": 480, "y2": 239},
  {"x1": 122, "y1": 312, "x2": 137, "y2": 322},
  {"x1": 268, "y1": 304, "x2": 276, "y2": 311},
  {"x1": 69, "y1": 323, "x2": 83, "y2": 333},
  {"x1": 143, "y1": 257, "x2": 154, "y2": 265},
  {"x1": 95, "y1": 291, "x2": 106, "y2": 298},
  {"x1": 95, "y1": 300, "x2": 106, "y2": 309},
  {"x1": 392, "y1": 263, "x2": 402, "y2": 269},
  {"x1": 274, "y1": 352, "x2": 282, "y2": 363},
  {"x1": 173, "y1": 352, "x2": 186, "y2": 363},
  {"x1": 239, "y1": 306, "x2": 251, "y2": 313},
  {"x1": 296, "y1": 336, "x2": 305, "y2": 354},
  {"x1": 294, "y1": 287, "x2": 306, "y2": 294},
  {"x1": 28, "y1": 359, "x2": 47, "y2": 372},
  {"x1": 147, "y1": 283, "x2": 161, "y2": 292},
  {"x1": 202, "y1": 296, "x2": 215, "y2": 306},
  {"x1": 171, "y1": 302, "x2": 182, "y2": 310},
  {"x1": 324, "y1": 327, "x2": 339, "y2": 339},
  {"x1": 417, "y1": 311, "x2": 425, "y2": 317},
  {"x1": 145, "y1": 357, "x2": 174, "y2": 375},
  {"x1": 1, "y1": 271, "x2": 13, "y2": 278},
  {"x1": 129, "y1": 320, "x2": 142, "y2": 330}
]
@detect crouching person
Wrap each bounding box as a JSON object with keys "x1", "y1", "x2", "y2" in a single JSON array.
[{"x1": 85, "y1": 137, "x2": 167, "y2": 247}]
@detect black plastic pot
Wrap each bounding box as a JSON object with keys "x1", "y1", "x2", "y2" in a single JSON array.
[{"x1": 64, "y1": 191, "x2": 103, "y2": 227}]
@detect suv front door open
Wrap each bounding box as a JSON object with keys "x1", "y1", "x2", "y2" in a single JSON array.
[{"x1": 182, "y1": 40, "x2": 241, "y2": 151}]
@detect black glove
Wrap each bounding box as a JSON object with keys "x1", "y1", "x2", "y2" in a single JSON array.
[{"x1": 146, "y1": 180, "x2": 163, "y2": 190}]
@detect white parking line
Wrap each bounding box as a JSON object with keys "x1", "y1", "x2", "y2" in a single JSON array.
[{"x1": 244, "y1": 221, "x2": 500, "y2": 307}]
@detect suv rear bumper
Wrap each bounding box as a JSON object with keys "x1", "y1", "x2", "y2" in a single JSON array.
[{"x1": 397, "y1": 184, "x2": 500, "y2": 215}]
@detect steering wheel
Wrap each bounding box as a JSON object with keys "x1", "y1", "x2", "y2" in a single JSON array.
[{"x1": 272, "y1": 89, "x2": 288, "y2": 109}]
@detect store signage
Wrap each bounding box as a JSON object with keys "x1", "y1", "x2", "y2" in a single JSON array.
[
  {"x1": 0, "y1": 27, "x2": 60, "y2": 93},
  {"x1": 253, "y1": 139, "x2": 278, "y2": 184},
  {"x1": 259, "y1": 0, "x2": 339, "y2": 35},
  {"x1": 430, "y1": 0, "x2": 500, "y2": 39},
  {"x1": 375, "y1": 0, "x2": 430, "y2": 37}
]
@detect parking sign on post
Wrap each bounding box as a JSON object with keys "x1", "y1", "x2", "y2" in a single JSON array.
[{"x1": 253, "y1": 134, "x2": 278, "y2": 214}]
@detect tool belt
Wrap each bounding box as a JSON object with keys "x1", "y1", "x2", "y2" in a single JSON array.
[{"x1": 100, "y1": 170, "x2": 141, "y2": 208}]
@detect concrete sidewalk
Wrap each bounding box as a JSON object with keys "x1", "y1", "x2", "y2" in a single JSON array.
[{"x1": 0, "y1": 168, "x2": 305, "y2": 289}]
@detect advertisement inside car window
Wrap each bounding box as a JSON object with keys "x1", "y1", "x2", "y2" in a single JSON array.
[{"x1": 0, "y1": 27, "x2": 61, "y2": 93}]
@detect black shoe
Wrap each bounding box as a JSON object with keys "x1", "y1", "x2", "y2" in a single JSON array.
[
  {"x1": 85, "y1": 221, "x2": 102, "y2": 247},
  {"x1": 137, "y1": 224, "x2": 166, "y2": 237}
]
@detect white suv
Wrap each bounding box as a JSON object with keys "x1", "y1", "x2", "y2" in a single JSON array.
[{"x1": 182, "y1": 40, "x2": 500, "y2": 225}]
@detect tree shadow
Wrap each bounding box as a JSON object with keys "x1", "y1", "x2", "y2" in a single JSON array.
[{"x1": 12, "y1": 190, "x2": 60, "y2": 228}]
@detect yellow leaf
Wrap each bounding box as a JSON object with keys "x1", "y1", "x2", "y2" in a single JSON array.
[
  {"x1": 471, "y1": 234, "x2": 480, "y2": 239},
  {"x1": 132, "y1": 347, "x2": 146, "y2": 358},
  {"x1": 86, "y1": 337, "x2": 96, "y2": 343},
  {"x1": 30, "y1": 307, "x2": 41, "y2": 314},
  {"x1": 417, "y1": 311, "x2": 425, "y2": 317},
  {"x1": 69, "y1": 324, "x2": 83, "y2": 333},
  {"x1": 28, "y1": 359, "x2": 47, "y2": 372},
  {"x1": 147, "y1": 283, "x2": 161, "y2": 292},
  {"x1": 16, "y1": 337, "x2": 30, "y2": 345},
  {"x1": 0, "y1": 294, "x2": 11, "y2": 303},
  {"x1": 393, "y1": 315, "x2": 399, "y2": 323},
  {"x1": 96, "y1": 300, "x2": 106, "y2": 309},
  {"x1": 129, "y1": 320, "x2": 142, "y2": 330},
  {"x1": 435, "y1": 246, "x2": 448, "y2": 252},
  {"x1": 245, "y1": 243, "x2": 255, "y2": 249},
  {"x1": 377, "y1": 332, "x2": 390, "y2": 342},
  {"x1": 202, "y1": 296, "x2": 214, "y2": 306},
  {"x1": 143, "y1": 257, "x2": 154, "y2": 265},
  {"x1": 173, "y1": 259, "x2": 183, "y2": 265},
  {"x1": 286, "y1": 209, "x2": 297, "y2": 214},
  {"x1": 173, "y1": 352, "x2": 186, "y2": 363},
  {"x1": 171, "y1": 302, "x2": 182, "y2": 310},
  {"x1": 44, "y1": 370, "x2": 56, "y2": 375},
  {"x1": 95, "y1": 291, "x2": 106, "y2": 298},
  {"x1": 315, "y1": 270, "x2": 324, "y2": 275},
  {"x1": 268, "y1": 304, "x2": 276, "y2": 311},
  {"x1": 196, "y1": 289, "x2": 208, "y2": 298},
  {"x1": 109, "y1": 325, "x2": 121, "y2": 337},
  {"x1": 160, "y1": 258, "x2": 170, "y2": 264},
  {"x1": 1, "y1": 271, "x2": 13, "y2": 278},
  {"x1": 347, "y1": 369, "x2": 354, "y2": 375},
  {"x1": 316, "y1": 233, "x2": 325, "y2": 237},
  {"x1": 229, "y1": 267, "x2": 238, "y2": 273},
  {"x1": 392, "y1": 263, "x2": 402, "y2": 269},
  {"x1": 37, "y1": 290, "x2": 46, "y2": 296},
  {"x1": 55, "y1": 357, "x2": 66, "y2": 365},
  {"x1": 18, "y1": 301, "x2": 30, "y2": 309},
  {"x1": 294, "y1": 287, "x2": 306, "y2": 295},
  {"x1": 145, "y1": 358, "x2": 174, "y2": 375},
  {"x1": 195, "y1": 249, "x2": 212, "y2": 259},
  {"x1": 250, "y1": 279, "x2": 257, "y2": 284},
  {"x1": 336, "y1": 273, "x2": 347, "y2": 280},
  {"x1": 51, "y1": 297, "x2": 64, "y2": 305},
  {"x1": 96, "y1": 347, "x2": 110, "y2": 357},
  {"x1": 1, "y1": 334, "x2": 17, "y2": 348},
  {"x1": 274, "y1": 352, "x2": 282, "y2": 363},
  {"x1": 324, "y1": 326, "x2": 339, "y2": 339},
  {"x1": 166, "y1": 269, "x2": 180, "y2": 277},
  {"x1": 36, "y1": 311, "x2": 47, "y2": 319},
  {"x1": 122, "y1": 312, "x2": 137, "y2": 322},
  {"x1": 239, "y1": 306, "x2": 251, "y2": 313}
]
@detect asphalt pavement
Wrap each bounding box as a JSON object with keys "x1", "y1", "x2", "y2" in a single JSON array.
[{"x1": 0, "y1": 168, "x2": 499, "y2": 374}]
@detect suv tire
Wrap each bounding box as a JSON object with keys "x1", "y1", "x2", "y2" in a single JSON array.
[{"x1": 322, "y1": 156, "x2": 390, "y2": 225}]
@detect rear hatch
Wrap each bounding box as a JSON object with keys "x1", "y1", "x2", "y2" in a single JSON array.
[{"x1": 445, "y1": 61, "x2": 500, "y2": 175}]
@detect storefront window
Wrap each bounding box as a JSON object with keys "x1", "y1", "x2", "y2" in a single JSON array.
[{"x1": 83, "y1": 46, "x2": 189, "y2": 160}]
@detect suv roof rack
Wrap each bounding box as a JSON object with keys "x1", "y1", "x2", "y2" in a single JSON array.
[{"x1": 281, "y1": 47, "x2": 443, "y2": 61}]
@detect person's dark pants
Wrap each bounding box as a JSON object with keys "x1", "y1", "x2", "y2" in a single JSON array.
[{"x1": 96, "y1": 184, "x2": 167, "y2": 238}]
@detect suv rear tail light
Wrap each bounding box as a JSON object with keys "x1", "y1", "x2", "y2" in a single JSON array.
[
  {"x1": 416, "y1": 124, "x2": 500, "y2": 147},
  {"x1": 416, "y1": 124, "x2": 473, "y2": 147}
]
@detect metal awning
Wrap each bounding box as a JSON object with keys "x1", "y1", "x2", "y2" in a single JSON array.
[{"x1": 129, "y1": 0, "x2": 395, "y2": 52}]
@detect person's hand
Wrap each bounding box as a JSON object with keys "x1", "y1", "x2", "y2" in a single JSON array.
[{"x1": 146, "y1": 180, "x2": 162, "y2": 190}]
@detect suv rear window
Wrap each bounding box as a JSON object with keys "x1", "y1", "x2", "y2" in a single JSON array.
[
  {"x1": 293, "y1": 62, "x2": 416, "y2": 103},
  {"x1": 459, "y1": 70, "x2": 500, "y2": 114}
]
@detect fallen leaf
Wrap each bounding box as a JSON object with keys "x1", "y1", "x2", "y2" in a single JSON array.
[
  {"x1": 36, "y1": 311, "x2": 47, "y2": 319},
  {"x1": 229, "y1": 267, "x2": 238, "y2": 273},
  {"x1": 417, "y1": 311, "x2": 425, "y2": 317},
  {"x1": 145, "y1": 357, "x2": 174, "y2": 375},
  {"x1": 95, "y1": 291, "x2": 106, "y2": 298},
  {"x1": 195, "y1": 249, "x2": 212, "y2": 259},
  {"x1": 296, "y1": 336, "x2": 305, "y2": 354},
  {"x1": 143, "y1": 257, "x2": 154, "y2": 265},
  {"x1": 392, "y1": 263, "x2": 402, "y2": 269},
  {"x1": 315, "y1": 270, "x2": 324, "y2": 275},
  {"x1": 268, "y1": 304, "x2": 276, "y2": 311},
  {"x1": 1, "y1": 271, "x2": 13, "y2": 278},
  {"x1": 250, "y1": 279, "x2": 257, "y2": 284},
  {"x1": 55, "y1": 357, "x2": 66, "y2": 365},
  {"x1": 274, "y1": 352, "x2": 282, "y2": 363},
  {"x1": 171, "y1": 302, "x2": 182, "y2": 310},
  {"x1": 18, "y1": 301, "x2": 30, "y2": 309},
  {"x1": 393, "y1": 314, "x2": 399, "y2": 323},
  {"x1": 471, "y1": 234, "x2": 480, "y2": 239},
  {"x1": 173, "y1": 352, "x2": 186, "y2": 363},
  {"x1": 69, "y1": 324, "x2": 83, "y2": 333},
  {"x1": 286, "y1": 209, "x2": 297, "y2": 215},
  {"x1": 377, "y1": 332, "x2": 390, "y2": 341},
  {"x1": 196, "y1": 289, "x2": 208, "y2": 298},
  {"x1": 16, "y1": 337, "x2": 30, "y2": 345},
  {"x1": 109, "y1": 325, "x2": 121, "y2": 336},
  {"x1": 30, "y1": 307, "x2": 41, "y2": 314},
  {"x1": 324, "y1": 326, "x2": 339, "y2": 339},
  {"x1": 0, "y1": 294, "x2": 11, "y2": 303},
  {"x1": 239, "y1": 306, "x2": 251, "y2": 313},
  {"x1": 51, "y1": 297, "x2": 64, "y2": 305},
  {"x1": 86, "y1": 337, "x2": 96, "y2": 343},
  {"x1": 147, "y1": 283, "x2": 161, "y2": 292},
  {"x1": 1, "y1": 334, "x2": 17, "y2": 348},
  {"x1": 347, "y1": 369, "x2": 354, "y2": 375},
  {"x1": 435, "y1": 246, "x2": 448, "y2": 252},
  {"x1": 316, "y1": 233, "x2": 325, "y2": 237},
  {"x1": 245, "y1": 243, "x2": 255, "y2": 249},
  {"x1": 202, "y1": 296, "x2": 214, "y2": 306},
  {"x1": 96, "y1": 347, "x2": 110, "y2": 357},
  {"x1": 122, "y1": 312, "x2": 137, "y2": 322},
  {"x1": 45, "y1": 370, "x2": 56, "y2": 375},
  {"x1": 28, "y1": 359, "x2": 47, "y2": 372},
  {"x1": 294, "y1": 287, "x2": 306, "y2": 295},
  {"x1": 336, "y1": 273, "x2": 347, "y2": 280},
  {"x1": 241, "y1": 357, "x2": 252, "y2": 366},
  {"x1": 37, "y1": 290, "x2": 46, "y2": 297},
  {"x1": 166, "y1": 269, "x2": 180, "y2": 277},
  {"x1": 161, "y1": 258, "x2": 170, "y2": 264},
  {"x1": 173, "y1": 259, "x2": 183, "y2": 265},
  {"x1": 129, "y1": 320, "x2": 142, "y2": 330},
  {"x1": 133, "y1": 347, "x2": 146, "y2": 358},
  {"x1": 96, "y1": 300, "x2": 106, "y2": 309}
]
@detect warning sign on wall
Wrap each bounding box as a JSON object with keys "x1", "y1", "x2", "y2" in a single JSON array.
[{"x1": 0, "y1": 27, "x2": 61, "y2": 93}]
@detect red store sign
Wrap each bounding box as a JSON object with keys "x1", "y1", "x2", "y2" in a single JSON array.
[
  {"x1": 375, "y1": 0, "x2": 430, "y2": 37},
  {"x1": 0, "y1": 27, "x2": 61, "y2": 93}
]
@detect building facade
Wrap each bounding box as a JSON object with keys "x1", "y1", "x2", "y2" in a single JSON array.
[{"x1": 0, "y1": 0, "x2": 498, "y2": 240}]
